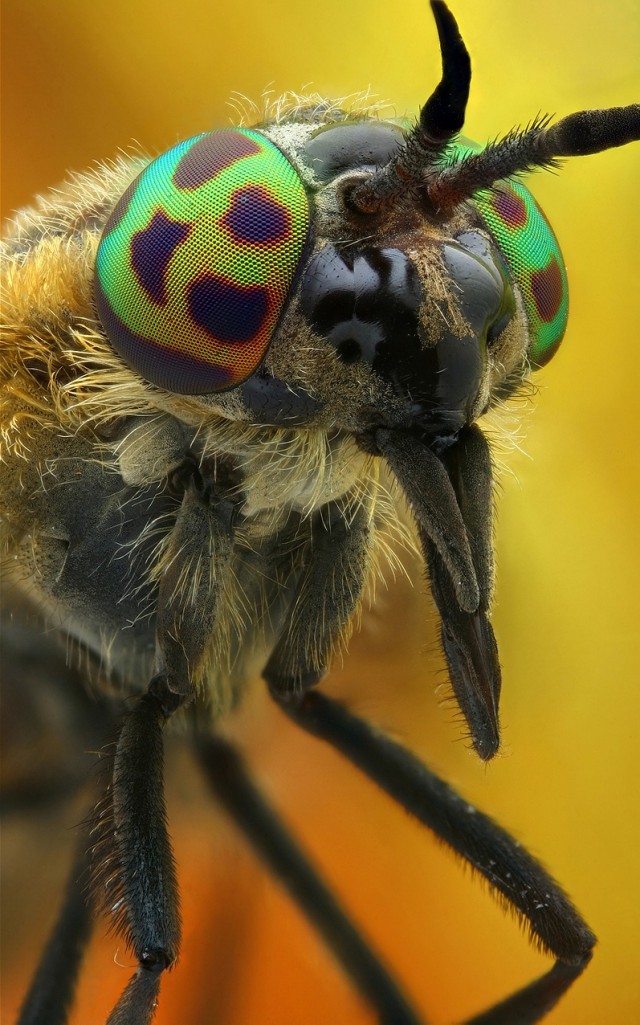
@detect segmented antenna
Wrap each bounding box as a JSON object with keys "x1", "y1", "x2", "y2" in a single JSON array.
[
  {"x1": 347, "y1": 0, "x2": 470, "y2": 213},
  {"x1": 347, "y1": 0, "x2": 640, "y2": 217},
  {"x1": 427, "y1": 105, "x2": 640, "y2": 212}
]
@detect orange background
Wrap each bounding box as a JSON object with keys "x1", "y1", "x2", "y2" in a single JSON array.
[{"x1": 2, "y1": 1, "x2": 639, "y2": 1023}]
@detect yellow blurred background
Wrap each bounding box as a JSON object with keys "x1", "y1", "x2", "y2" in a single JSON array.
[{"x1": 2, "y1": 1, "x2": 639, "y2": 1023}]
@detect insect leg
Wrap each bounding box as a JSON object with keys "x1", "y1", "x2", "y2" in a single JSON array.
[
  {"x1": 92, "y1": 469, "x2": 237, "y2": 1025},
  {"x1": 459, "y1": 961, "x2": 590, "y2": 1025},
  {"x1": 264, "y1": 498, "x2": 371, "y2": 694},
  {"x1": 194, "y1": 732, "x2": 424, "y2": 1025},
  {"x1": 278, "y1": 690, "x2": 595, "y2": 1025},
  {"x1": 153, "y1": 462, "x2": 237, "y2": 705},
  {"x1": 17, "y1": 836, "x2": 94, "y2": 1025},
  {"x1": 93, "y1": 690, "x2": 179, "y2": 1025}
]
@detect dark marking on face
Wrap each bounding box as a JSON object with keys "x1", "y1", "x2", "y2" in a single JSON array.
[
  {"x1": 240, "y1": 372, "x2": 323, "y2": 425},
  {"x1": 301, "y1": 244, "x2": 422, "y2": 363},
  {"x1": 300, "y1": 243, "x2": 485, "y2": 439},
  {"x1": 336, "y1": 338, "x2": 362, "y2": 363}
]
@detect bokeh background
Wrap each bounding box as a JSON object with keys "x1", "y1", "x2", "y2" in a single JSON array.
[{"x1": 2, "y1": 1, "x2": 639, "y2": 1023}]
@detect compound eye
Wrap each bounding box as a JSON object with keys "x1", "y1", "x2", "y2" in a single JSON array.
[
  {"x1": 473, "y1": 180, "x2": 568, "y2": 368},
  {"x1": 95, "y1": 129, "x2": 310, "y2": 393}
]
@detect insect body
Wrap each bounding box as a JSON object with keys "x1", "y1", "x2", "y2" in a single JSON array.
[{"x1": 1, "y1": 2, "x2": 638, "y2": 1023}]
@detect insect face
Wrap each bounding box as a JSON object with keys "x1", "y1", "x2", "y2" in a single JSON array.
[
  {"x1": 1, "y1": 2, "x2": 639, "y2": 1024},
  {"x1": 93, "y1": 114, "x2": 541, "y2": 450}
]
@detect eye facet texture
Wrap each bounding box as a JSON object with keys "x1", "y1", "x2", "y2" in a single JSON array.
[
  {"x1": 95, "y1": 129, "x2": 310, "y2": 393},
  {"x1": 450, "y1": 139, "x2": 569, "y2": 368}
]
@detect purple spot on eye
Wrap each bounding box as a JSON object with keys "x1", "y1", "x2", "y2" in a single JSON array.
[
  {"x1": 173, "y1": 131, "x2": 262, "y2": 190},
  {"x1": 94, "y1": 274, "x2": 235, "y2": 393},
  {"x1": 130, "y1": 210, "x2": 191, "y2": 305},
  {"x1": 492, "y1": 187, "x2": 527, "y2": 228},
  {"x1": 189, "y1": 275, "x2": 269, "y2": 343},
  {"x1": 221, "y1": 185, "x2": 290, "y2": 245},
  {"x1": 531, "y1": 257, "x2": 563, "y2": 322}
]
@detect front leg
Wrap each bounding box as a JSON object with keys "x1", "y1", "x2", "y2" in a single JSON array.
[
  {"x1": 276, "y1": 690, "x2": 595, "y2": 1025},
  {"x1": 90, "y1": 467, "x2": 238, "y2": 1024},
  {"x1": 264, "y1": 496, "x2": 372, "y2": 695},
  {"x1": 154, "y1": 461, "x2": 236, "y2": 706}
]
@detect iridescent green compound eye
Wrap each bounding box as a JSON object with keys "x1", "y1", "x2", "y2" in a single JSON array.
[
  {"x1": 450, "y1": 139, "x2": 569, "y2": 368},
  {"x1": 95, "y1": 129, "x2": 310, "y2": 393}
]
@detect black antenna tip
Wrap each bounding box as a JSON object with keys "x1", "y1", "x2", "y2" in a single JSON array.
[{"x1": 421, "y1": 0, "x2": 471, "y2": 140}]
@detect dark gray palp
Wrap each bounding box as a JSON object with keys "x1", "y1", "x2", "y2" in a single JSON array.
[
  {"x1": 433, "y1": 426, "x2": 502, "y2": 760},
  {"x1": 375, "y1": 428, "x2": 480, "y2": 613},
  {"x1": 378, "y1": 425, "x2": 501, "y2": 760},
  {"x1": 441, "y1": 424, "x2": 495, "y2": 609}
]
